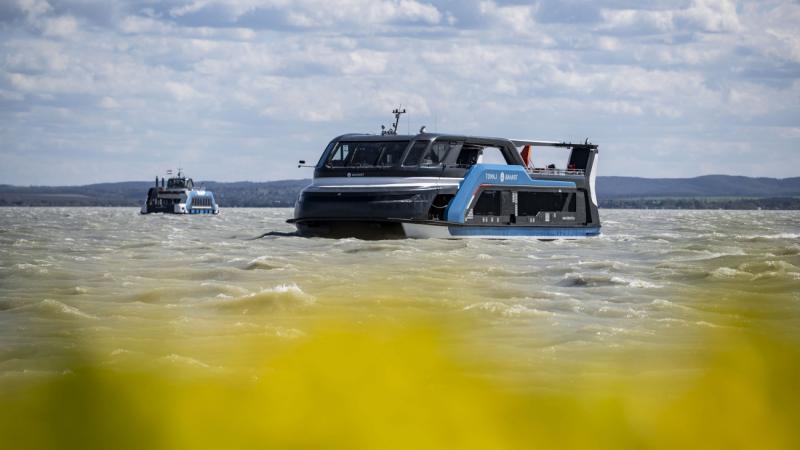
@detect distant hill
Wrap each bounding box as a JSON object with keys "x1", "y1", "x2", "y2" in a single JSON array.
[
  {"x1": 1, "y1": 175, "x2": 799, "y2": 209},
  {"x1": 0, "y1": 179, "x2": 311, "y2": 207},
  {"x1": 597, "y1": 175, "x2": 800, "y2": 199}
]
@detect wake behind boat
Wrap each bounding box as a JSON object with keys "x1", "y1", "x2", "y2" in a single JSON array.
[{"x1": 289, "y1": 111, "x2": 600, "y2": 239}]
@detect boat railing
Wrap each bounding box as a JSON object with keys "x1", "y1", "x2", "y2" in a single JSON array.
[{"x1": 528, "y1": 167, "x2": 585, "y2": 176}]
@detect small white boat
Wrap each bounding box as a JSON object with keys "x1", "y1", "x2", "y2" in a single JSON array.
[{"x1": 141, "y1": 169, "x2": 219, "y2": 215}]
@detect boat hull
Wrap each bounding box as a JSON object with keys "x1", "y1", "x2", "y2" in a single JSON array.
[
  {"x1": 292, "y1": 219, "x2": 405, "y2": 239},
  {"x1": 140, "y1": 205, "x2": 219, "y2": 215},
  {"x1": 293, "y1": 188, "x2": 439, "y2": 223},
  {"x1": 401, "y1": 222, "x2": 601, "y2": 239}
]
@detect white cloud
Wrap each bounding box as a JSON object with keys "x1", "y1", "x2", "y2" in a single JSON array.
[
  {"x1": 169, "y1": 0, "x2": 442, "y2": 27},
  {"x1": 0, "y1": 0, "x2": 799, "y2": 184},
  {"x1": 165, "y1": 81, "x2": 201, "y2": 101},
  {"x1": 599, "y1": 0, "x2": 741, "y2": 34},
  {"x1": 41, "y1": 15, "x2": 79, "y2": 37},
  {"x1": 682, "y1": 0, "x2": 741, "y2": 33},
  {"x1": 14, "y1": 0, "x2": 52, "y2": 18}
]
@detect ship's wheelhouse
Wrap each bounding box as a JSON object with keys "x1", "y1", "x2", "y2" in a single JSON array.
[
  {"x1": 167, "y1": 177, "x2": 193, "y2": 189},
  {"x1": 312, "y1": 134, "x2": 525, "y2": 180}
]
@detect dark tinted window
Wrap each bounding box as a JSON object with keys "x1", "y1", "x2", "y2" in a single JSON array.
[
  {"x1": 327, "y1": 144, "x2": 352, "y2": 167},
  {"x1": 422, "y1": 142, "x2": 450, "y2": 166},
  {"x1": 518, "y1": 192, "x2": 570, "y2": 216},
  {"x1": 326, "y1": 141, "x2": 409, "y2": 168},
  {"x1": 377, "y1": 142, "x2": 407, "y2": 166},
  {"x1": 403, "y1": 140, "x2": 460, "y2": 167},
  {"x1": 456, "y1": 145, "x2": 481, "y2": 167},
  {"x1": 473, "y1": 190, "x2": 503, "y2": 215},
  {"x1": 403, "y1": 140, "x2": 430, "y2": 166}
]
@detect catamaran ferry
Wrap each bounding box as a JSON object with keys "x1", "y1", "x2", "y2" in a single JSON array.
[
  {"x1": 141, "y1": 170, "x2": 219, "y2": 215},
  {"x1": 289, "y1": 110, "x2": 600, "y2": 239}
]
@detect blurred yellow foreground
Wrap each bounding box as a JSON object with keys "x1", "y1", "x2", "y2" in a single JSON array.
[{"x1": 2, "y1": 317, "x2": 799, "y2": 450}]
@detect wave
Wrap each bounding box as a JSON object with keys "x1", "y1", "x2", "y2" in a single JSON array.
[
  {"x1": 243, "y1": 256, "x2": 283, "y2": 271},
  {"x1": 209, "y1": 284, "x2": 315, "y2": 313},
  {"x1": 559, "y1": 273, "x2": 660, "y2": 288},
  {"x1": 341, "y1": 244, "x2": 406, "y2": 254},
  {"x1": 735, "y1": 233, "x2": 800, "y2": 242},
  {"x1": 707, "y1": 261, "x2": 800, "y2": 281},
  {"x1": 463, "y1": 301, "x2": 554, "y2": 318},
  {"x1": 576, "y1": 260, "x2": 629, "y2": 271},
  {"x1": 25, "y1": 299, "x2": 99, "y2": 320},
  {"x1": 772, "y1": 245, "x2": 800, "y2": 256},
  {"x1": 739, "y1": 260, "x2": 799, "y2": 273},
  {"x1": 707, "y1": 267, "x2": 751, "y2": 280},
  {"x1": 155, "y1": 354, "x2": 213, "y2": 370},
  {"x1": 119, "y1": 242, "x2": 158, "y2": 249}
]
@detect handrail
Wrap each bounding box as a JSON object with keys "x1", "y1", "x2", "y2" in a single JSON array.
[{"x1": 528, "y1": 168, "x2": 585, "y2": 176}]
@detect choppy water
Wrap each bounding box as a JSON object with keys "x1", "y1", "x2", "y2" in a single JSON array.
[{"x1": 1, "y1": 207, "x2": 798, "y2": 382}]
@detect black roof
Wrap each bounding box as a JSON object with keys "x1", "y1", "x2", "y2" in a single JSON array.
[
  {"x1": 331, "y1": 133, "x2": 598, "y2": 150},
  {"x1": 333, "y1": 132, "x2": 513, "y2": 145}
]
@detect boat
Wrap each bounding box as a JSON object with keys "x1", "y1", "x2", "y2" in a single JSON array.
[
  {"x1": 289, "y1": 110, "x2": 600, "y2": 239},
  {"x1": 141, "y1": 169, "x2": 219, "y2": 215}
]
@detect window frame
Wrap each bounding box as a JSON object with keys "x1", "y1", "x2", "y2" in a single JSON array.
[{"x1": 324, "y1": 140, "x2": 411, "y2": 169}]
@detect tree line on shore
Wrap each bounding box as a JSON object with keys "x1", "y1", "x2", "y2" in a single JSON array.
[{"x1": 2, "y1": 176, "x2": 799, "y2": 210}]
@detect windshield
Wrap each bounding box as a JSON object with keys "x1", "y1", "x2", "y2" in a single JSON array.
[
  {"x1": 404, "y1": 140, "x2": 461, "y2": 167},
  {"x1": 325, "y1": 141, "x2": 410, "y2": 168}
]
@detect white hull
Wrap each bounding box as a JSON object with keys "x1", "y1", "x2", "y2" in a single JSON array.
[{"x1": 401, "y1": 222, "x2": 599, "y2": 239}]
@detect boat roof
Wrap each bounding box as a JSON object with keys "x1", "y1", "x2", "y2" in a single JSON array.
[{"x1": 332, "y1": 133, "x2": 598, "y2": 149}]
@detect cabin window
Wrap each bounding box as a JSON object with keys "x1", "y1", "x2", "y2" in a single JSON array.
[
  {"x1": 349, "y1": 143, "x2": 380, "y2": 166},
  {"x1": 473, "y1": 190, "x2": 503, "y2": 216},
  {"x1": 194, "y1": 197, "x2": 211, "y2": 207},
  {"x1": 376, "y1": 141, "x2": 407, "y2": 166},
  {"x1": 455, "y1": 144, "x2": 482, "y2": 167},
  {"x1": 421, "y1": 141, "x2": 458, "y2": 166},
  {"x1": 518, "y1": 192, "x2": 572, "y2": 216},
  {"x1": 327, "y1": 144, "x2": 352, "y2": 167},
  {"x1": 326, "y1": 141, "x2": 410, "y2": 168},
  {"x1": 403, "y1": 140, "x2": 430, "y2": 166}
]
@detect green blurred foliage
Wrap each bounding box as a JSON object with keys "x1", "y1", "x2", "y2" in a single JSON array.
[{"x1": 1, "y1": 322, "x2": 798, "y2": 450}]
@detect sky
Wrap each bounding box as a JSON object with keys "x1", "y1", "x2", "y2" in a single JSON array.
[{"x1": 1, "y1": 0, "x2": 798, "y2": 185}]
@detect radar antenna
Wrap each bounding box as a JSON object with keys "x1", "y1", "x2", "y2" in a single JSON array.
[{"x1": 381, "y1": 107, "x2": 406, "y2": 135}]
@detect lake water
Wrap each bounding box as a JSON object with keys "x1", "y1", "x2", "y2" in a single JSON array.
[
  {"x1": 1, "y1": 207, "x2": 797, "y2": 378},
  {"x1": 1, "y1": 208, "x2": 799, "y2": 449}
]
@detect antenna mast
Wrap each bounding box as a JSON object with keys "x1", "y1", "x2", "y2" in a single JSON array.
[{"x1": 381, "y1": 107, "x2": 406, "y2": 135}]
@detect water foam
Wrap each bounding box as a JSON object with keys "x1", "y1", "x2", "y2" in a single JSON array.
[
  {"x1": 211, "y1": 284, "x2": 315, "y2": 313},
  {"x1": 707, "y1": 267, "x2": 751, "y2": 280},
  {"x1": 34, "y1": 299, "x2": 98, "y2": 320},
  {"x1": 463, "y1": 301, "x2": 553, "y2": 318},
  {"x1": 243, "y1": 256, "x2": 282, "y2": 271},
  {"x1": 560, "y1": 273, "x2": 659, "y2": 288}
]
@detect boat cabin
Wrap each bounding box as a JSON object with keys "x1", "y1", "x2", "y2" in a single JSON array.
[{"x1": 313, "y1": 133, "x2": 596, "y2": 181}]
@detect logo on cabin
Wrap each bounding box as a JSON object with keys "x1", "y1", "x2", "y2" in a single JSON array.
[
  {"x1": 485, "y1": 171, "x2": 518, "y2": 183},
  {"x1": 500, "y1": 172, "x2": 519, "y2": 183}
]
